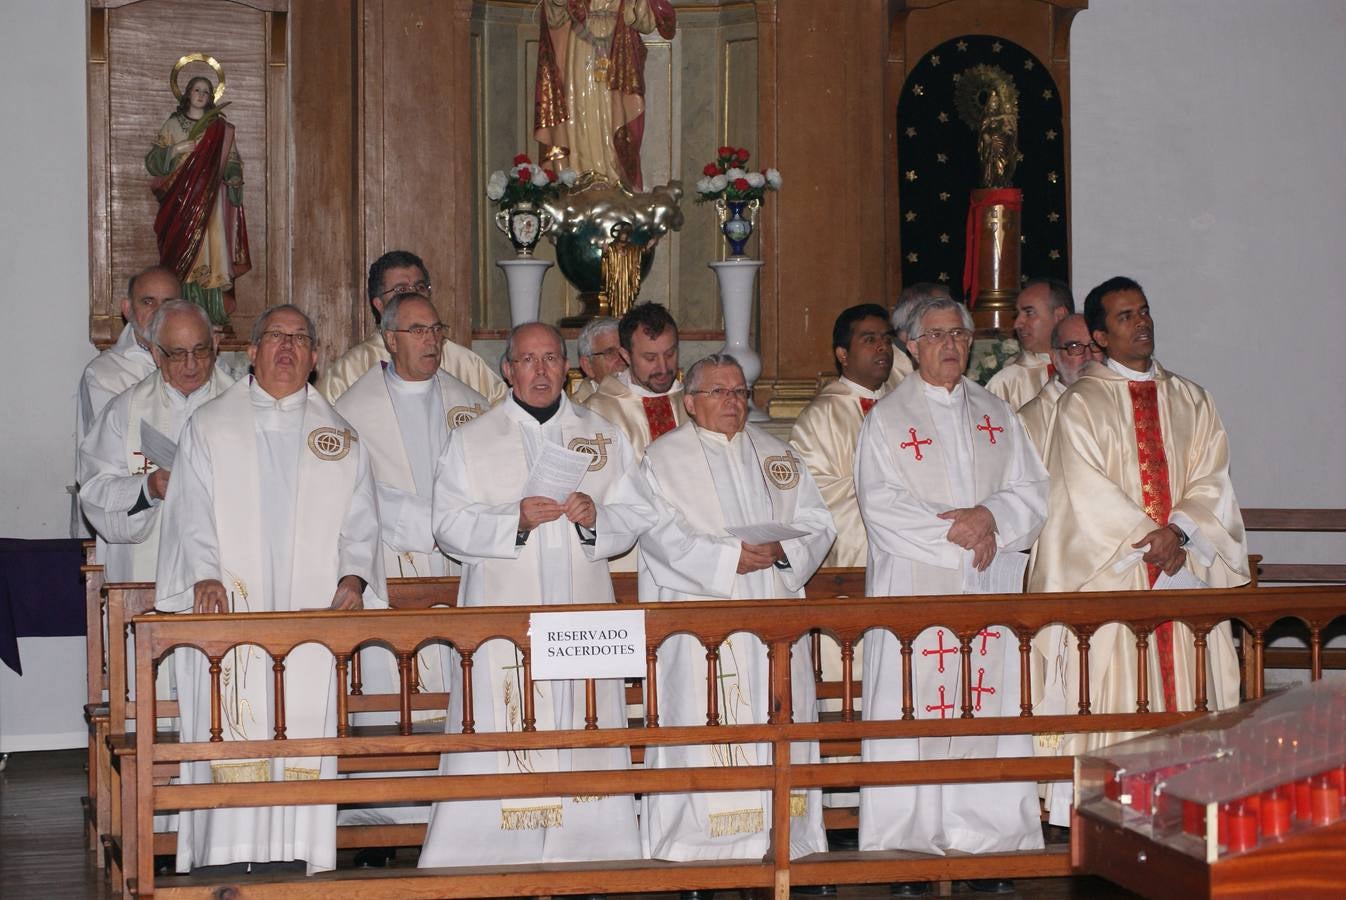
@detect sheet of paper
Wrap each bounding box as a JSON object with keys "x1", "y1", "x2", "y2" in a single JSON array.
[
  {"x1": 1153, "y1": 567, "x2": 1207, "y2": 590},
  {"x1": 725, "y1": 522, "x2": 809, "y2": 545},
  {"x1": 139, "y1": 422, "x2": 178, "y2": 469},
  {"x1": 1110, "y1": 548, "x2": 1146, "y2": 574},
  {"x1": 962, "y1": 549, "x2": 1029, "y2": 594},
  {"x1": 522, "y1": 442, "x2": 591, "y2": 503},
  {"x1": 529, "y1": 609, "x2": 647, "y2": 680}
]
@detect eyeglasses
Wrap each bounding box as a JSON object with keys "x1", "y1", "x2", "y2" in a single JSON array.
[
  {"x1": 157, "y1": 343, "x2": 212, "y2": 363},
  {"x1": 914, "y1": 328, "x2": 973, "y2": 345},
  {"x1": 258, "y1": 330, "x2": 315, "y2": 348},
  {"x1": 588, "y1": 347, "x2": 622, "y2": 360},
  {"x1": 389, "y1": 323, "x2": 447, "y2": 339},
  {"x1": 1054, "y1": 340, "x2": 1102, "y2": 357},
  {"x1": 379, "y1": 281, "x2": 433, "y2": 300},
  {"x1": 511, "y1": 352, "x2": 564, "y2": 367},
  {"x1": 690, "y1": 387, "x2": 751, "y2": 402}
]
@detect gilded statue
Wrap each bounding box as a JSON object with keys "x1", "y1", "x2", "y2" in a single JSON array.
[{"x1": 955, "y1": 64, "x2": 1020, "y2": 189}]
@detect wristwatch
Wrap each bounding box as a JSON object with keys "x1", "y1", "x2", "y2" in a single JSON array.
[{"x1": 1168, "y1": 523, "x2": 1190, "y2": 547}]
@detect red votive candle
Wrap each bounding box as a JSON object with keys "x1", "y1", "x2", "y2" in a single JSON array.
[
  {"x1": 1124, "y1": 772, "x2": 1155, "y2": 815},
  {"x1": 1182, "y1": 800, "x2": 1206, "y2": 836},
  {"x1": 1327, "y1": 766, "x2": 1346, "y2": 794},
  {"x1": 1310, "y1": 778, "x2": 1341, "y2": 826},
  {"x1": 1261, "y1": 788, "x2": 1293, "y2": 838},
  {"x1": 1226, "y1": 803, "x2": 1259, "y2": 853},
  {"x1": 1104, "y1": 773, "x2": 1122, "y2": 801},
  {"x1": 1294, "y1": 778, "x2": 1313, "y2": 820},
  {"x1": 1241, "y1": 792, "x2": 1262, "y2": 816}
]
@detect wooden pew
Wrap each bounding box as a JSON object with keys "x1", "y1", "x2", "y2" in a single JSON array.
[
  {"x1": 119, "y1": 583, "x2": 1346, "y2": 898},
  {"x1": 78, "y1": 540, "x2": 108, "y2": 864}
]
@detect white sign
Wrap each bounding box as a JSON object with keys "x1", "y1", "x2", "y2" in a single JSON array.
[{"x1": 528, "y1": 609, "x2": 646, "y2": 681}]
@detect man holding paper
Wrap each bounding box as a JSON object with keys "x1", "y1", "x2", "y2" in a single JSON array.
[
  {"x1": 78, "y1": 299, "x2": 233, "y2": 582},
  {"x1": 637, "y1": 354, "x2": 835, "y2": 864},
  {"x1": 1028, "y1": 277, "x2": 1248, "y2": 828},
  {"x1": 854, "y1": 296, "x2": 1048, "y2": 889},
  {"x1": 419, "y1": 322, "x2": 654, "y2": 869}
]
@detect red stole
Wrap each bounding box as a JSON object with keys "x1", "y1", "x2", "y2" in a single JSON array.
[
  {"x1": 1046, "y1": 363, "x2": 1057, "y2": 378},
  {"x1": 1128, "y1": 380, "x2": 1177, "y2": 710},
  {"x1": 859, "y1": 397, "x2": 877, "y2": 416},
  {"x1": 641, "y1": 395, "x2": 677, "y2": 441}
]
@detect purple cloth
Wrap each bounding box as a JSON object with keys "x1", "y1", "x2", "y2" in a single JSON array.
[{"x1": 0, "y1": 538, "x2": 86, "y2": 675}]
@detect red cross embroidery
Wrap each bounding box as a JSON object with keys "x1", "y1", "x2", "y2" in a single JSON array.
[
  {"x1": 920, "y1": 629, "x2": 957, "y2": 673},
  {"x1": 900, "y1": 427, "x2": 932, "y2": 461},
  {"x1": 925, "y1": 684, "x2": 954, "y2": 719},
  {"x1": 976, "y1": 414, "x2": 1004, "y2": 445},
  {"x1": 131, "y1": 451, "x2": 152, "y2": 474},
  {"x1": 976, "y1": 628, "x2": 1002, "y2": 656},
  {"x1": 971, "y1": 667, "x2": 997, "y2": 712}
]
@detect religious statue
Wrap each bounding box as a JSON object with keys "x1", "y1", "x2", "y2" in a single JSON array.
[
  {"x1": 534, "y1": 0, "x2": 677, "y2": 192},
  {"x1": 955, "y1": 64, "x2": 1020, "y2": 189},
  {"x1": 145, "y1": 58, "x2": 251, "y2": 326}
]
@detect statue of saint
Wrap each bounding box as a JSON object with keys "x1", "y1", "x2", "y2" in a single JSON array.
[
  {"x1": 534, "y1": 0, "x2": 677, "y2": 191},
  {"x1": 145, "y1": 73, "x2": 251, "y2": 326},
  {"x1": 977, "y1": 87, "x2": 1019, "y2": 189}
]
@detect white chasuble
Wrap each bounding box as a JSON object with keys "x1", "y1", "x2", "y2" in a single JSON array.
[
  {"x1": 1027, "y1": 360, "x2": 1248, "y2": 826},
  {"x1": 156, "y1": 378, "x2": 385, "y2": 874},
  {"x1": 985, "y1": 351, "x2": 1053, "y2": 412},
  {"x1": 318, "y1": 331, "x2": 508, "y2": 406},
  {"x1": 418, "y1": 395, "x2": 653, "y2": 867},
  {"x1": 1017, "y1": 375, "x2": 1065, "y2": 461},
  {"x1": 854, "y1": 374, "x2": 1048, "y2": 855},
  {"x1": 638, "y1": 421, "x2": 834, "y2": 861}
]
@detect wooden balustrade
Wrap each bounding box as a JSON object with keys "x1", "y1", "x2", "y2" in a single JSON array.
[{"x1": 111, "y1": 582, "x2": 1346, "y2": 898}]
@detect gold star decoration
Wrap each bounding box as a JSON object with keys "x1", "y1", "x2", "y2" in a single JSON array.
[
  {"x1": 913, "y1": 84, "x2": 924, "y2": 96},
  {"x1": 991, "y1": 41, "x2": 1003, "y2": 53},
  {"x1": 930, "y1": 55, "x2": 941, "y2": 66},
  {"x1": 1020, "y1": 234, "x2": 1028, "y2": 244},
  {"x1": 952, "y1": 73, "x2": 961, "y2": 83},
  {"x1": 1045, "y1": 129, "x2": 1058, "y2": 141},
  {"x1": 905, "y1": 211, "x2": 918, "y2": 222},
  {"x1": 1020, "y1": 274, "x2": 1029, "y2": 284},
  {"x1": 1024, "y1": 59, "x2": 1035, "y2": 71},
  {"x1": 1049, "y1": 249, "x2": 1061, "y2": 260},
  {"x1": 937, "y1": 111, "x2": 950, "y2": 123},
  {"x1": 1047, "y1": 211, "x2": 1061, "y2": 223},
  {"x1": 936, "y1": 153, "x2": 948, "y2": 163},
  {"x1": 1047, "y1": 171, "x2": 1059, "y2": 184},
  {"x1": 905, "y1": 170, "x2": 918, "y2": 182},
  {"x1": 1042, "y1": 89, "x2": 1054, "y2": 100},
  {"x1": 905, "y1": 126, "x2": 917, "y2": 138},
  {"x1": 906, "y1": 252, "x2": 919, "y2": 263},
  {"x1": 956, "y1": 40, "x2": 968, "y2": 51},
  {"x1": 939, "y1": 233, "x2": 950, "y2": 244},
  {"x1": 938, "y1": 272, "x2": 950, "y2": 282},
  {"x1": 939, "y1": 191, "x2": 950, "y2": 201}
]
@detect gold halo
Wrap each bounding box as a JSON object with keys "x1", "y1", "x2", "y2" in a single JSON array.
[{"x1": 170, "y1": 54, "x2": 226, "y2": 103}]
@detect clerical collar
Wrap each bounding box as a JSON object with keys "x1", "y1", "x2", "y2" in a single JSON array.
[
  {"x1": 838, "y1": 375, "x2": 883, "y2": 399},
  {"x1": 693, "y1": 422, "x2": 743, "y2": 447},
  {"x1": 248, "y1": 375, "x2": 308, "y2": 409},
  {"x1": 511, "y1": 392, "x2": 562, "y2": 423},
  {"x1": 383, "y1": 360, "x2": 435, "y2": 394},
  {"x1": 1105, "y1": 356, "x2": 1157, "y2": 382},
  {"x1": 921, "y1": 376, "x2": 965, "y2": 404},
  {"x1": 1032, "y1": 351, "x2": 1052, "y2": 365},
  {"x1": 618, "y1": 368, "x2": 680, "y2": 398}
]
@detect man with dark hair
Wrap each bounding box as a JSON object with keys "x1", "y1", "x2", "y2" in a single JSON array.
[
  {"x1": 1029, "y1": 276, "x2": 1249, "y2": 830},
  {"x1": 585, "y1": 301, "x2": 685, "y2": 460},
  {"x1": 986, "y1": 277, "x2": 1075, "y2": 411},
  {"x1": 317, "y1": 250, "x2": 506, "y2": 404}
]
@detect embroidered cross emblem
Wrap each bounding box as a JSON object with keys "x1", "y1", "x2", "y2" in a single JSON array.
[
  {"x1": 920, "y1": 629, "x2": 957, "y2": 673},
  {"x1": 925, "y1": 684, "x2": 954, "y2": 719},
  {"x1": 976, "y1": 628, "x2": 1002, "y2": 656},
  {"x1": 131, "y1": 451, "x2": 152, "y2": 474},
  {"x1": 971, "y1": 667, "x2": 997, "y2": 712},
  {"x1": 900, "y1": 427, "x2": 932, "y2": 461},
  {"x1": 976, "y1": 414, "x2": 1004, "y2": 445}
]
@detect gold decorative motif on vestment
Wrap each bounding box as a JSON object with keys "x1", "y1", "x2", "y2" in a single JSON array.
[
  {"x1": 307, "y1": 426, "x2": 357, "y2": 461},
  {"x1": 762, "y1": 453, "x2": 801, "y2": 490},
  {"x1": 567, "y1": 433, "x2": 612, "y2": 472},
  {"x1": 447, "y1": 404, "x2": 483, "y2": 428}
]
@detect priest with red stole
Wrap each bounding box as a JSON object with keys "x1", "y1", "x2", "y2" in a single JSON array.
[{"x1": 1028, "y1": 276, "x2": 1248, "y2": 828}]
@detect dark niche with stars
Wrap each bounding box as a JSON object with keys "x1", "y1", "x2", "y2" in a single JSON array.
[{"x1": 897, "y1": 34, "x2": 1068, "y2": 295}]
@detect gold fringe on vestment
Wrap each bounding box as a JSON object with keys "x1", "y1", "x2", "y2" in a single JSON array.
[
  {"x1": 211, "y1": 760, "x2": 270, "y2": 783},
  {"x1": 501, "y1": 804, "x2": 564, "y2": 831}
]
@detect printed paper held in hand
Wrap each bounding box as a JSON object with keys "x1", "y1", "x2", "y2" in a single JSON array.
[
  {"x1": 523, "y1": 442, "x2": 592, "y2": 503},
  {"x1": 962, "y1": 550, "x2": 1029, "y2": 594},
  {"x1": 725, "y1": 523, "x2": 809, "y2": 545},
  {"x1": 139, "y1": 423, "x2": 178, "y2": 469}
]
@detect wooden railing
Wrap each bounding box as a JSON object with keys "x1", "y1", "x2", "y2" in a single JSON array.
[{"x1": 114, "y1": 583, "x2": 1346, "y2": 898}]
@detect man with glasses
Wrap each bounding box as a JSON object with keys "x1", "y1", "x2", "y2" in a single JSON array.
[
  {"x1": 78, "y1": 300, "x2": 233, "y2": 584},
  {"x1": 1028, "y1": 276, "x2": 1248, "y2": 831},
  {"x1": 571, "y1": 316, "x2": 627, "y2": 403},
  {"x1": 855, "y1": 296, "x2": 1048, "y2": 894},
  {"x1": 317, "y1": 250, "x2": 506, "y2": 405},
  {"x1": 1017, "y1": 313, "x2": 1104, "y2": 456},
  {"x1": 156, "y1": 304, "x2": 385, "y2": 876},
  {"x1": 420, "y1": 322, "x2": 652, "y2": 872},
  {"x1": 986, "y1": 277, "x2": 1074, "y2": 411},
  {"x1": 636, "y1": 354, "x2": 834, "y2": 870}
]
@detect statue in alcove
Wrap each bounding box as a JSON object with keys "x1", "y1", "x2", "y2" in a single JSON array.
[
  {"x1": 534, "y1": 0, "x2": 677, "y2": 192},
  {"x1": 145, "y1": 58, "x2": 251, "y2": 327}
]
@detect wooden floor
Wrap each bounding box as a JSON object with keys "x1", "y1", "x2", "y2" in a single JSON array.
[{"x1": 0, "y1": 749, "x2": 1137, "y2": 899}]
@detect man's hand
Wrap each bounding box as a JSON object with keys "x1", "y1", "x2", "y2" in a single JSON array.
[
  {"x1": 1134, "y1": 526, "x2": 1187, "y2": 577},
  {"x1": 519, "y1": 496, "x2": 566, "y2": 532},
  {"x1": 193, "y1": 579, "x2": 228, "y2": 614},
  {"x1": 146, "y1": 467, "x2": 171, "y2": 500},
  {"x1": 969, "y1": 534, "x2": 998, "y2": 572},
  {"x1": 563, "y1": 491, "x2": 597, "y2": 530},
  {"x1": 736, "y1": 541, "x2": 782, "y2": 575},
  {"x1": 330, "y1": 575, "x2": 366, "y2": 611},
  {"x1": 938, "y1": 505, "x2": 997, "y2": 550}
]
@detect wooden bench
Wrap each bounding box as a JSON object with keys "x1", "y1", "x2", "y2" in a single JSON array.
[{"x1": 117, "y1": 583, "x2": 1346, "y2": 898}]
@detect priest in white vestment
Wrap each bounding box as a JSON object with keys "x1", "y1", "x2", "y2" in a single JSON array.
[
  {"x1": 638, "y1": 354, "x2": 835, "y2": 862},
  {"x1": 418, "y1": 322, "x2": 653, "y2": 868},
  {"x1": 571, "y1": 316, "x2": 627, "y2": 404},
  {"x1": 1028, "y1": 278, "x2": 1248, "y2": 828},
  {"x1": 985, "y1": 278, "x2": 1073, "y2": 411},
  {"x1": 316, "y1": 250, "x2": 506, "y2": 404},
  {"x1": 884, "y1": 282, "x2": 947, "y2": 393},
  {"x1": 156, "y1": 305, "x2": 385, "y2": 875},
  {"x1": 855, "y1": 297, "x2": 1048, "y2": 874},
  {"x1": 73, "y1": 265, "x2": 180, "y2": 537},
  {"x1": 1017, "y1": 314, "x2": 1103, "y2": 458}
]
